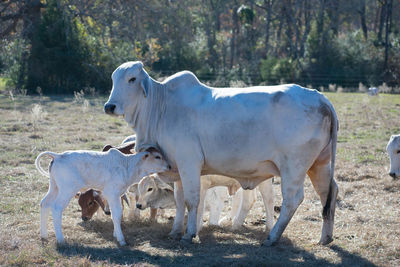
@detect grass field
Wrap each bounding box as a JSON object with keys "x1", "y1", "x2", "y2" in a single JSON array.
[{"x1": 0, "y1": 92, "x2": 399, "y2": 266}]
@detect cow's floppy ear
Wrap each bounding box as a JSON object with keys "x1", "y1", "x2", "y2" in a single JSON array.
[
  {"x1": 75, "y1": 192, "x2": 81, "y2": 199},
  {"x1": 140, "y1": 75, "x2": 150, "y2": 98}
]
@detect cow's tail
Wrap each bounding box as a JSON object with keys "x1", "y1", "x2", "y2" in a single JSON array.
[
  {"x1": 35, "y1": 151, "x2": 59, "y2": 178},
  {"x1": 322, "y1": 101, "x2": 338, "y2": 220}
]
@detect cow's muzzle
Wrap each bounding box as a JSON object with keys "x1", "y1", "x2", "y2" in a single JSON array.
[{"x1": 104, "y1": 103, "x2": 116, "y2": 114}]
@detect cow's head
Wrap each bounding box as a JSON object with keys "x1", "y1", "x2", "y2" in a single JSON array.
[
  {"x1": 134, "y1": 175, "x2": 174, "y2": 210},
  {"x1": 387, "y1": 134, "x2": 400, "y2": 179},
  {"x1": 104, "y1": 61, "x2": 151, "y2": 125}
]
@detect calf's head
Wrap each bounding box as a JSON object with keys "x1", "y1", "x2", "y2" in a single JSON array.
[
  {"x1": 77, "y1": 189, "x2": 107, "y2": 221},
  {"x1": 387, "y1": 135, "x2": 400, "y2": 179},
  {"x1": 104, "y1": 61, "x2": 150, "y2": 123},
  {"x1": 134, "y1": 175, "x2": 175, "y2": 210},
  {"x1": 135, "y1": 148, "x2": 171, "y2": 178}
]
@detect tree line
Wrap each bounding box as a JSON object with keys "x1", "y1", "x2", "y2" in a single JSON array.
[{"x1": 0, "y1": 0, "x2": 399, "y2": 94}]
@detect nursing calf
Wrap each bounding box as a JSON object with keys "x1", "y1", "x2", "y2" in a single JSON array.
[
  {"x1": 76, "y1": 189, "x2": 129, "y2": 221},
  {"x1": 134, "y1": 174, "x2": 274, "y2": 236},
  {"x1": 36, "y1": 148, "x2": 170, "y2": 246}
]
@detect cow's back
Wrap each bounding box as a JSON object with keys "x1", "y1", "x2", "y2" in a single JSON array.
[{"x1": 159, "y1": 83, "x2": 334, "y2": 179}]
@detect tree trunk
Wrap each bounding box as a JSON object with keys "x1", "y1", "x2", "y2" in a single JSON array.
[
  {"x1": 299, "y1": 0, "x2": 311, "y2": 57},
  {"x1": 264, "y1": 0, "x2": 273, "y2": 57},
  {"x1": 384, "y1": 0, "x2": 392, "y2": 71},
  {"x1": 317, "y1": 0, "x2": 326, "y2": 44},
  {"x1": 377, "y1": 0, "x2": 386, "y2": 44},
  {"x1": 230, "y1": 1, "x2": 239, "y2": 68},
  {"x1": 24, "y1": 0, "x2": 43, "y2": 92},
  {"x1": 359, "y1": 0, "x2": 368, "y2": 40}
]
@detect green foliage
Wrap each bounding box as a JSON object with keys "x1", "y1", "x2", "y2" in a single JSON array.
[
  {"x1": 0, "y1": 0, "x2": 399, "y2": 93},
  {"x1": 25, "y1": 0, "x2": 93, "y2": 94},
  {"x1": 237, "y1": 5, "x2": 254, "y2": 25},
  {"x1": 0, "y1": 39, "x2": 28, "y2": 89},
  {"x1": 260, "y1": 57, "x2": 299, "y2": 84},
  {"x1": 301, "y1": 25, "x2": 384, "y2": 88}
]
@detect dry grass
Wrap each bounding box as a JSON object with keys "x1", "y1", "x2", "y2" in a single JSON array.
[{"x1": 0, "y1": 92, "x2": 399, "y2": 266}]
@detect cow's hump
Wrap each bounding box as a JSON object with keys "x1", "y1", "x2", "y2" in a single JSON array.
[{"x1": 163, "y1": 71, "x2": 202, "y2": 90}]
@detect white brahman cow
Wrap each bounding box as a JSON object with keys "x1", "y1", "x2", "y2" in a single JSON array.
[
  {"x1": 104, "y1": 61, "x2": 339, "y2": 246},
  {"x1": 387, "y1": 134, "x2": 400, "y2": 179}
]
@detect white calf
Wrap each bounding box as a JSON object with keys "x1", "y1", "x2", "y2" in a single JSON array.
[
  {"x1": 36, "y1": 148, "x2": 170, "y2": 246},
  {"x1": 387, "y1": 134, "x2": 400, "y2": 179}
]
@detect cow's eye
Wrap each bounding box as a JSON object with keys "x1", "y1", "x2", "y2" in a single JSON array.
[
  {"x1": 148, "y1": 188, "x2": 153, "y2": 192},
  {"x1": 397, "y1": 150, "x2": 400, "y2": 154},
  {"x1": 129, "y1": 77, "x2": 136, "y2": 83},
  {"x1": 88, "y1": 201, "x2": 94, "y2": 206},
  {"x1": 155, "y1": 156, "x2": 161, "y2": 159}
]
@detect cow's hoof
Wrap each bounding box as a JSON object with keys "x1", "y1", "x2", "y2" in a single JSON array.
[
  {"x1": 318, "y1": 236, "x2": 333, "y2": 245},
  {"x1": 118, "y1": 240, "x2": 127, "y2": 246},
  {"x1": 261, "y1": 237, "x2": 277, "y2": 247},
  {"x1": 40, "y1": 237, "x2": 48, "y2": 245},
  {"x1": 179, "y1": 237, "x2": 193, "y2": 246},
  {"x1": 180, "y1": 233, "x2": 195, "y2": 245},
  {"x1": 168, "y1": 231, "x2": 182, "y2": 240}
]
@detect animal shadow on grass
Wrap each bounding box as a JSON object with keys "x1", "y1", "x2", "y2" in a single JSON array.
[{"x1": 59, "y1": 219, "x2": 377, "y2": 266}]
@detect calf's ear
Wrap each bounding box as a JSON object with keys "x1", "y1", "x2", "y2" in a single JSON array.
[
  {"x1": 155, "y1": 177, "x2": 173, "y2": 192},
  {"x1": 102, "y1": 144, "x2": 113, "y2": 152},
  {"x1": 75, "y1": 192, "x2": 81, "y2": 199},
  {"x1": 93, "y1": 192, "x2": 106, "y2": 210},
  {"x1": 130, "y1": 184, "x2": 139, "y2": 195}
]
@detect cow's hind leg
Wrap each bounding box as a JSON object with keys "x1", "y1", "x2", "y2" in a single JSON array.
[
  {"x1": 263, "y1": 167, "x2": 306, "y2": 246},
  {"x1": 308, "y1": 162, "x2": 338, "y2": 245}
]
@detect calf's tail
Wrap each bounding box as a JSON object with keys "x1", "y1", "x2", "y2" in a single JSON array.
[{"x1": 35, "y1": 151, "x2": 59, "y2": 177}]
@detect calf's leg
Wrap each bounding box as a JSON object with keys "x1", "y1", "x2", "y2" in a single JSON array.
[
  {"x1": 232, "y1": 188, "x2": 256, "y2": 230},
  {"x1": 51, "y1": 187, "x2": 76, "y2": 244},
  {"x1": 258, "y1": 179, "x2": 275, "y2": 231},
  {"x1": 104, "y1": 192, "x2": 126, "y2": 246},
  {"x1": 40, "y1": 178, "x2": 58, "y2": 240}
]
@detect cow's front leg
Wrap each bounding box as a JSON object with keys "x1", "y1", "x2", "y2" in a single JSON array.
[
  {"x1": 169, "y1": 180, "x2": 185, "y2": 239},
  {"x1": 178, "y1": 163, "x2": 201, "y2": 243}
]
